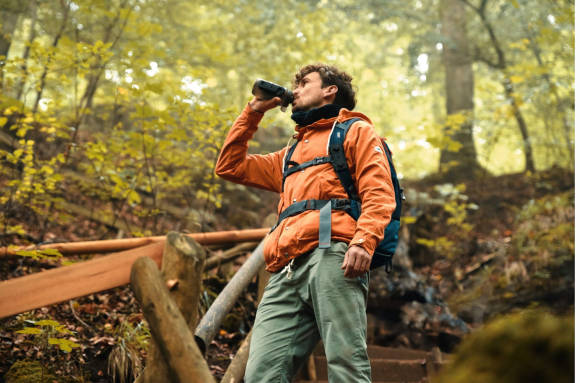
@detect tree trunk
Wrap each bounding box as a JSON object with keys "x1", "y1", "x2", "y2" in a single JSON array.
[
  {"x1": 0, "y1": 1, "x2": 23, "y2": 91},
  {"x1": 137, "y1": 232, "x2": 208, "y2": 383},
  {"x1": 502, "y1": 78, "x2": 535, "y2": 173},
  {"x1": 467, "y1": 0, "x2": 536, "y2": 173},
  {"x1": 15, "y1": 0, "x2": 38, "y2": 102},
  {"x1": 439, "y1": 0, "x2": 480, "y2": 180},
  {"x1": 130, "y1": 255, "x2": 215, "y2": 383},
  {"x1": 31, "y1": 0, "x2": 69, "y2": 116}
]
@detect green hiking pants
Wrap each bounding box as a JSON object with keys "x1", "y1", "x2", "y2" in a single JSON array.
[{"x1": 245, "y1": 241, "x2": 371, "y2": 383}]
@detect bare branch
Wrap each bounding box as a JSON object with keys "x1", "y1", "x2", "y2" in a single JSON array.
[
  {"x1": 472, "y1": 46, "x2": 502, "y2": 69},
  {"x1": 459, "y1": 0, "x2": 479, "y2": 13}
]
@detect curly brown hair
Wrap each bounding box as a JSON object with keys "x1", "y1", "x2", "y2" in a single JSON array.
[{"x1": 293, "y1": 64, "x2": 356, "y2": 110}]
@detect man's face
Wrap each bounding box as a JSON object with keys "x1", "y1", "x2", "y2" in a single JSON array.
[{"x1": 292, "y1": 72, "x2": 331, "y2": 112}]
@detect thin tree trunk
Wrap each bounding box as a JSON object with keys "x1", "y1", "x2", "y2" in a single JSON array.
[
  {"x1": 15, "y1": 0, "x2": 38, "y2": 102},
  {"x1": 0, "y1": 2, "x2": 22, "y2": 91},
  {"x1": 502, "y1": 78, "x2": 535, "y2": 172},
  {"x1": 464, "y1": 0, "x2": 536, "y2": 172},
  {"x1": 31, "y1": 0, "x2": 70, "y2": 116},
  {"x1": 439, "y1": 0, "x2": 480, "y2": 180}
]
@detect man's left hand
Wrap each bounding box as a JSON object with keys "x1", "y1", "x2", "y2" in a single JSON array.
[{"x1": 341, "y1": 245, "x2": 372, "y2": 278}]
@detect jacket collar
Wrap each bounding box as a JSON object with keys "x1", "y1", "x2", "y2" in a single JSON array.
[{"x1": 293, "y1": 108, "x2": 373, "y2": 140}]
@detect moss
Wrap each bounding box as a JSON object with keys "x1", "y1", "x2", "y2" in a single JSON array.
[
  {"x1": 434, "y1": 310, "x2": 573, "y2": 383},
  {"x1": 4, "y1": 360, "x2": 81, "y2": 383},
  {"x1": 5, "y1": 360, "x2": 58, "y2": 383}
]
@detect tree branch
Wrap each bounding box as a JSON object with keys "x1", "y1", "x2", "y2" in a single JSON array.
[
  {"x1": 472, "y1": 46, "x2": 502, "y2": 69},
  {"x1": 459, "y1": 0, "x2": 479, "y2": 13}
]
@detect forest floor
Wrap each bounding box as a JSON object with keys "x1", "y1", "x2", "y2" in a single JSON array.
[{"x1": 0, "y1": 166, "x2": 574, "y2": 382}]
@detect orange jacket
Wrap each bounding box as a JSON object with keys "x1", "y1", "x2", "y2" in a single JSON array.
[{"x1": 215, "y1": 104, "x2": 396, "y2": 272}]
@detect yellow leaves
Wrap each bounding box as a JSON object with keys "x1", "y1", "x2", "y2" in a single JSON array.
[
  {"x1": 15, "y1": 248, "x2": 63, "y2": 262},
  {"x1": 508, "y1": 38, "x2": 529, "y2": 50},
  {"x1": 15, "y1": 318, "x2": 79, "y2": 353},
  {"x1": 48, "y1": 338, "x2": 80, "y2": 352},
  {"x1": 127, "y1": 190, "x2": 141, "y2": 205},
  {"x1": 16, "y1": 327, "x2": 43, "y2": 335},
  {"x1": 445, "y1": 112, "x2": 468, "y2": 130},
  {"x1": 509, "y1": 75, "x2": 525, "y2": 84}
]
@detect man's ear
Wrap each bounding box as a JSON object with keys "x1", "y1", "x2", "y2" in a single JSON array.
[{"x1": 323, "y1": 85, "x2": 338, "y2": 100}]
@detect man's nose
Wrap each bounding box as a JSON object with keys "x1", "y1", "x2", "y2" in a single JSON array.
[{"x1": 293, "y1": 89, "x2": 299, "y2": 98}]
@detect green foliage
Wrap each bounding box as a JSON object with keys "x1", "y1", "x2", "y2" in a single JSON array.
[
  {"x1": 447, "y1": 187, "x2": 573, "y2": 316},
  {"x1": 15, "y1": 318, "x2": 80, "y2": 353},
  {"x1": 107, "y1": 319, "x2": 150, "y2": 383},
  {"x1": 4, "y1": 360, "x2": 62, "y2": 383},
  {"x1": 434, "y1": 309, "x2": 573, "y2": 383},
  {"x1": 417, "y1": 183, "x2": 477, "y2": 259},
  {"x1": 14, "y1": 248, "x2": 63, "y2": 262},
  {"x1": 510, "y1": 190, "x2": 574, "y2": 281}
]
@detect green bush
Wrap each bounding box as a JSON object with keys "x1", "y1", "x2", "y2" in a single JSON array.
[{"x1": 434, "y1": 309, "x2": 573, "y2": 383}]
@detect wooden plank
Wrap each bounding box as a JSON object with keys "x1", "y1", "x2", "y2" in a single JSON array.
[
  {"x1": 0, "y1": 242, "x2": 164, "y2": 319},
  {"x1": 1, "y1": 228, "x2": 270, "y2": 256}
]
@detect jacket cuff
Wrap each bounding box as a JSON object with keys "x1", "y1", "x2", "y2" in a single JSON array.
[
  {"x1": 348, "y1": 236, "x2": 375, "y2": 256},
  {"x1": 244, "y1": 103, "x2": 265, "y2": 123}
]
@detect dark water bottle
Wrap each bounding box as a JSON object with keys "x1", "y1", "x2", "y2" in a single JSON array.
[{"x1": 252, "y1": 79, "x2": 294, "y2": 112}]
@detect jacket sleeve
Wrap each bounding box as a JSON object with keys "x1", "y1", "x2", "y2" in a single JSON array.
[
  {"x1": 343, "y1": 120, "x2": 396, "y2": 255},
  {"x1": 215, "y1": 104, "x2": 285, "y2": 193}
]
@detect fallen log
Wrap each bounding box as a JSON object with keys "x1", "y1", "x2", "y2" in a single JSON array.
[
  {"x1": 131, "y1": 256, "x2": 215, "y2": 383},
  {"x1": 204, "y1": 242, "x2": 259, "y2": 270},
  {"x1": 194, "y1": 239, "x2": 265, "y2": 354},
  {"x1": 137, "y1": 232, "x2": 206, "y2": 383},
  {"x1": 1, "y1": 228, "x2": 269, "y2": 256}
]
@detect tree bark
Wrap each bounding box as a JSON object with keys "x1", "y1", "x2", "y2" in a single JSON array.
[
  {"x1": 31, "y1": 0, "x2": 69, "y2": 116},
  {"x1": 195, "y1": 239, "x2": 266, "y2": 354},
  {"x1": 130, "y1": 255, "x2": 215, "y2": 383},
  {"x1": 137, "y1": 232, "x2": 207, "y2": 383},
  {"x1": 14, "y1": 0, "x2": 38, "y2": 102},
  {"x1": 0, "y1": 0, "x2": 24, "y2": 91},
  {"x1": 439, "y1": 0, "x2": 480, "y2": 180},
  {"x1": 205, "y1": 241, "x2": 259, "y2": 270}
]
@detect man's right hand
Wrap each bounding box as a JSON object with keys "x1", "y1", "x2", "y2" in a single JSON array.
[{"x1": 249, "y1": 96, "x2": 282, "y2": 113}]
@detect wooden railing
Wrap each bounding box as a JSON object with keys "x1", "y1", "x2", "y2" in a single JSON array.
[
  {"x1": 0, "y1": 228, "x2": 270, "y2": 382},
  {"x1": 0, "y1": 228, "x2": 268, "y2": 319}
]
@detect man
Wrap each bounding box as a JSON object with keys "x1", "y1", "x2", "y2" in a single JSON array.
[{"x1": 215, "y1": 64, "x2": 396, "y2": 382}]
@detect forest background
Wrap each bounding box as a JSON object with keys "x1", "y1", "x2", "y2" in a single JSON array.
[{"x1": 0, "y1": 0, "x2": 575, "y2": 382}]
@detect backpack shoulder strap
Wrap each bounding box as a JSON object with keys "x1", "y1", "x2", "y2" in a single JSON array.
[
  {"x1": 381, "y1": 140, "x2": 402, "y2": 220},
  {"x1": 328, "y1": 118, "x2": 361, "y2": 201},
  {"x1": 281, "y1": 140, "x2": 299, "y2": 191}
]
